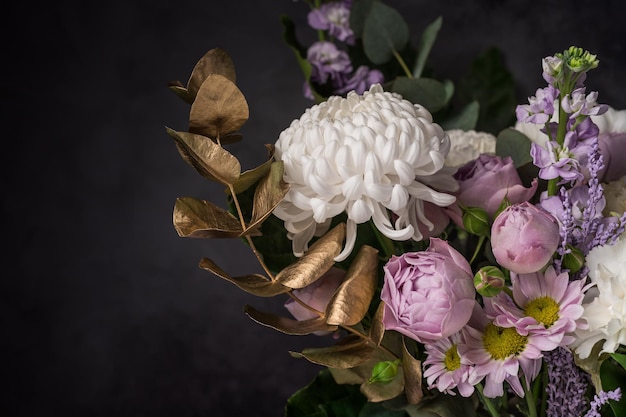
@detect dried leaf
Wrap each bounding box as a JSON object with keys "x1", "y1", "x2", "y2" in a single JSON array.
[
  {"x1": 369, "y1": 302, "x2": 386, "y2": 346},
  {"x1": 402, "y1": 338, "x2": 424, "y2": 405},
  {"x1": 187, "y1": 48, "x2": 237, "y2": 100},
  {"x1": 276, "y1": 223, "x2": 346, "y2": 289},
  {"x1": 244, "y1": 305, "x2": 337, "y2": 335},
  {"x1": 166, "y1": 127, "x2": 241, "y2": 185},
  {"x1": 230, "y1": 144, "x2": 276, "y2": 195},
  {"x1": 173, "y1": 197, "x2": 243, "y2": 238},
  {"x1": 247, "y1": 161, "x2": 289, "y2": 232},
  {"x1": 199, "y1": 257, "x2": 291, "y2": 297},
  {"x1": 167, "y1": 80, "x2": 190, "y2": 103},
  {"x1": 326, "y1": 245, "x2": 378, "y2": 326},
  {"x1": 189, "y1": 74, "x2": 249, "y2": 139},
  {"x1": 290, "y1": 336, "x2": 374, "y2": 368}
]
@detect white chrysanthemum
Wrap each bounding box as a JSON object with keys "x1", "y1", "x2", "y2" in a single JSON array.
[
  {"x1": 603, "y1": 177, "x2": 626, "y2": 216},
  {"x1": 444, "y1": 129, "x2": 496, "y2": 167},
  {"x1": 570, "y1": 235, "x2": 626, "y2": 359},
  {"x1": 273, "y1": 84, "x2": 458, "y2": 261}
]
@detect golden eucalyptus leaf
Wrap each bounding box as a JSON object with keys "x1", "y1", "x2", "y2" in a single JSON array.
[
  {"x1": 199, "y1": 257, "x2": 291, "y2": 297},
  {"x1": 247, "y1": 161, "x2": 290, "y2": 232},
  {"x1": 325, "y1": 245, "x2": 379, "y2": 326},
  {"x1": 244, "y1": 305, "x2": 337, "y2": 335},
  {"x1": 230, "y1": 144, "x2": 276, "y2": 195},
  {"x1": 166, "y1": 127, "x2": 241, "y2": 185},
  {"x1": 369, "y1": 302, "x2": 386, "y2": 346},
  {"x1": 167, "y1": 80, "x2": 191, "y2": 103},
  {"x1": 173, "y1": 197, "x2": 243, "y2": 238},
  {"x1": 402, "y1": 338, "x2": 424, "y2": 405},
  {"x1": 275, "y1": 223, "x2": 346, "y2": 289},
  {"x1": 186, "y1": 47, "x2": 237, "y2": 100},
  {"x1": 290, "y1": 335, "x2": 374, "y2": 368},
  {"x1": 189, "y1": 74, "x2": 249, "y2": 139}
]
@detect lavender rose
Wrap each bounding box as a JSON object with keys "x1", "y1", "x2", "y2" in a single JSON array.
[
  {"x1": 454, "y1": 154, "x2": 538, "y2": 218},
  {"x1": 491, "y1": 202, "x2": 560, "y2": 274},
  {"x1": 285, "y1": 267, "x2": 345, "y2": 335},
  {"x1": 381, "y1": 238, "x2": 476, "y2": 344}
]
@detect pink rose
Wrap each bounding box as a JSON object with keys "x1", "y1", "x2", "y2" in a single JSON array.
[
  {"x1": 284, "y1": 267, "x2": 345, "y2": 335},
  {"x1": 491, "y1": 202, "x2": 560, "y2": 274},
  {"x1": 454, "y1": 154, "x2": 538, "y2": 218},
  {"x1": 380, "y1": 238, "x2": 476, "y2": 344}
]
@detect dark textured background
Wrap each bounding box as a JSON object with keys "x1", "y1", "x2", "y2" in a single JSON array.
[{"x1": 4, "y1": 1, "x2": 626, "y2": 416}]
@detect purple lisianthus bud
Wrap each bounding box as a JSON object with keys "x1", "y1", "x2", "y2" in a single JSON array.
[
  {"x1": 336, "y1": 65, "x2": 384, "y2": 95},
  {"x1": 307, "y1": 41, "x2": 352, "y2": 85},
  {"x1": 491, "y1": 202, "x2": 560, "y2": 274},
  {"x1": 453, "y1": 154, "x2": 538, "y2": 218},
  {"x1": 308, "y1": 2, "x2": 355, "y2": 45},
  {"x1": 284, "y1": 267, "x2": 344, "y2": 335},
  {"x1": 380, "y1": 238, "x2": 476, "y2": 344}
]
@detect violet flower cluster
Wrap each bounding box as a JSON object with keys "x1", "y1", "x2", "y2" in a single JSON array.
[{"x1": 302, "y1": 1, "x2": 383, "y2": 99}]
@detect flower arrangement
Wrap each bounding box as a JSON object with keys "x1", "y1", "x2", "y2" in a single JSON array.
[{"x1": 165, "y1": 1, "x2": 626, "y2": 416}]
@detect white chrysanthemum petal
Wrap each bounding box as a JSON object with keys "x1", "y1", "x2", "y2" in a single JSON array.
[
  {"x1": 335, "y1": 220, "x2": 358, "y2": 262},
  {"x1": 274, "y1": 84, "x2": 455, "y2": 259}
]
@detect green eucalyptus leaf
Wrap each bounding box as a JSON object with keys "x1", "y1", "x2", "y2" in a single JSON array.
[
  {"x1": 600, "y1": 357, "x2": 626, "y2": 417},
  {"x1": 362, "y1": 1, "x2": 409, "y2": 65},
  {"x1": 349, "y1": 0, "x2": 375, "y2": 38},
  {"x1": 359, "y1": 402, "x2": 408, "y2": 417},
  {"x1": 413, "y1": 16, "x2": 442, "y2": 79},
  {"x1": 285, "y1": 369, "x2": 366, "y2": 417},
  {"x1": 391, "y1": 77, "x2": 449, "y2": 113},
  {"x1": 439, "y1": 101, "x2": 479, "y2": 131},
  {"x1": 611, "y1": 352, "x2": 626, "y2": 370},
  {"x1": 496, "y1": 128, "x2": 532, "y2": 168},
  {"x1": 406, "y1": 393, "x2": 476, "y2": 417}
]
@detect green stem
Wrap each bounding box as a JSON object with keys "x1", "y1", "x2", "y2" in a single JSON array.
[
  {"x1": 547, "y1": 178, "x2": 558, "y2": 197},
  {"x1": 369, "y1": 219, "x2": 395, "y2": 259},
  {"x1": 392, "y1": 49, "x2": 413, "y2": 79},
  {"x1": 523, "y1": 379, "x2": 538, "y2": 417},
  {"x1": 476, "y1": 384, "x2": 501, "y2": 417},
  {"x1": 469, "y1": 235, "x2": 486, "y2": 265}
]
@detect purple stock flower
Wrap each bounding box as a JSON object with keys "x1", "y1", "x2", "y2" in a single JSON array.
[
  {"x1": 308, "y1": 2, "x2": 355, "y2": 44},
  {"x1": 561, "y1": 88, "x2": 608, "y2": 118},
  {"x1": 545, "y1": 347, "x2": 590, "y2": 417},
  {"x1": 516, "y1": 86, "x2": 558, "y2": 124},
  {"x1": 335, "y1": 65, "x2": 384, "y2": 94},
  {"x1": 307, "y1": 41, "x2": 352, "y2": 85}
]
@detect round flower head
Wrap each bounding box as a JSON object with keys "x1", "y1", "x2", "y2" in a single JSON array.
[{"x1": 273, "y1": 84, "x2": 458, "y2": 261}]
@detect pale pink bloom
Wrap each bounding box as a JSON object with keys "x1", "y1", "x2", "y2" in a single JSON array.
[{"x1": 490, "y1": 266, "x2": 587, "y2": 349}]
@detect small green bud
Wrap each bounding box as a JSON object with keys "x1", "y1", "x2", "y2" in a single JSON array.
[
  {"x1": 462, "y1": 206, "x2": 490, "y2": 236},
  {"x1": 474, "y1": 266, "x2": 506, "y2": 297},
  {"x1": 562, "y1": 245, "x2": 585, "y2": 273},
  {"x1": 368, "y1": 359, "x2": 400, "y2": 384},
  {"x1": 561, "y1": 46, "x2": 599, "y2": 73}
]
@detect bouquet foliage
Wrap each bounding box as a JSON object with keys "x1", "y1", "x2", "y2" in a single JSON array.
[{"x1": 166, "y1": 1, "x2": 626, "y2": 416}]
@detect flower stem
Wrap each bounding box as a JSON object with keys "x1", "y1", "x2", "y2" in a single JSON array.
[
  {"x1": 392, "y1": 49, "x2": 413, "y2": 79},
  {"x1": 476, "y1": 384, "x2": 501, "y2": 417},
  {"x1": 523, "y1": 379, "x2": 539, "y2": 417},
  {"x1": 469, "y1": 235, "x2": 486, "y2": 265}
]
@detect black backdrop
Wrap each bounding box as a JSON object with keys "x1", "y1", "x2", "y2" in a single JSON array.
[{"x1": 4, "y1": 1, "x2": 626, "y2": 416}]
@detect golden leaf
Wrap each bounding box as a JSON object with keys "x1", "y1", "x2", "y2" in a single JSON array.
[
  {"x1": 199, "y1": 257, "x2": 291, "y2": 297},
  {"x1": 186, "y1": 48, "x2": 236, "y2": 101},
  {"x1": 167, "y1": 48, "x2": 237, "y2": 105},
  {"x1": 369, "y1": 302, "x2": 386, "y2": 346},
  {"x1": 189, "y1": 74, "x2": 249, "y2": 139},
  {"x1": 173, "y1": 197, "x2": 243, "y2": 238},
  {"x1": 244, "y1": 305, "x2": 337, "y2": 335},
  {"x1": 290, "y1": 335, "x2": 373, "y2": 368},
  {"x1": 230, "y1": 144, "x2": 276, "y2": 195},
  {"x1": 402, "y1": 338, "x2": 424, "y2": 405},
  {"x1": 166, "y1": 128, "x2": 241, "y2": 185},
  {"x1": 275, "y1": 223, "x2": 346, "y2": 289},
  {"x1": 247, "y1": 161, "x2": 289, "y2": 232},
  {"x1": 325, "y1": 245, "x2": 378, "y2": 326}
]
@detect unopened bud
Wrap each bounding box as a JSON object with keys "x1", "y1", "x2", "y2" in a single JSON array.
[
  {"x1": 474, "y1": 266, "x2": 506, "y2": 297},
  {"x1": 562, "y1": 245, "x2": 585, "y2": 273},
  {"x1": 462, "y1": 206, "x2": 490, "y2": 236},
  {"x1": 368, "y1": 360, "x2": 400, "y2": 384}
]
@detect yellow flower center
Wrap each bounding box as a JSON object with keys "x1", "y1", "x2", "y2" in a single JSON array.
[
  {"x1": 524, "y1": 296, "x2": 560, "y2": 327},
  {"x1": 444, "y1": 344, "x2": 461, "y2": 371},
  {"x1": 483, "y1": 323, "x2": 528, "y2": 360}
]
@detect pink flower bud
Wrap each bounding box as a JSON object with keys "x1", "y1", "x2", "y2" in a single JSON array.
[
  {"x1": 380, "y1": 238, "x2": 476, "y2": 344},
  {"x1": 491, "y1": 202, "x2": 560, "y2": 274}
]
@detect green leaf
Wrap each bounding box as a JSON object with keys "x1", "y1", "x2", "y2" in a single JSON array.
[
  {"x1": 405, "y1": 393, "x2": 476, "y2": 417},
  {"x1": 362, "y1": 1, "x2": 409, "y2": 65},
  {"x1": 611, "y1": 353, "x2": 626, "y2": 370},
  {"x1": 496, "y1": 128, "x2": 532, "y2": 167},
  {"x1": 391, "y1": 77, "x2": 450, "y2": 113},
  {"x1": 349, "y1": 0, "x2": 375, "y2": 38},
  {"x1": 359, "y1": 402, "x2": 408, "y2": 417},
  {"x1": 457, "y1": 47, "x2": 517, "y2": 134},
  {"x1": 412, "y1": 16, "x2": 442, "y2": 79},
  {"x1": 285, "y1": 369, "x2": 367, "y2": 417},
  {"x1": 600, "y1": 357, "x2": 626, "y2": 417},
  {"x1": 439, "y1": 101, "x2": 479, "y2": 131}
]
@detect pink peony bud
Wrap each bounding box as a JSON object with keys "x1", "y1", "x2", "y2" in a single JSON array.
[
  {"x1": 491, "y1": 202, "x2": 560, "y2": 274},
  {"x1": 380, "y1": 238, "x2": 476, "y2": 344},
  {"x1": 454, "y1": 154, "x2": 538, "y2": 218},
  {"x1": 284, "y1": 267, "x2": 345, "y2": 335}
]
